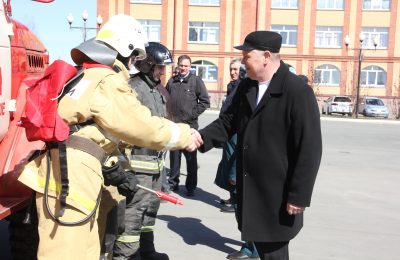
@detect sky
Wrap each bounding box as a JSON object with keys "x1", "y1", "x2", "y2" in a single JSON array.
[{"x1": 11, "y1": 0, "x2": 97, "y2": 64}]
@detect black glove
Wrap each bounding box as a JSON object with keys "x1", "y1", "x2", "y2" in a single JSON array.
[
  {"x1": 102, "y1": 162, "x2": 127, "y2": 186},
  {"x1": 117, "y1": 171, "x2": 139, "y2": 197}
]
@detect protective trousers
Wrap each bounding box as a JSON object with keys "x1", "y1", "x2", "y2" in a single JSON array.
[
  {"x1": 35, "y1": 193, "x2": 100, "y2": 260},
  {"x1": 113, "y1": 173, "x2": 161, "y2": 259}
]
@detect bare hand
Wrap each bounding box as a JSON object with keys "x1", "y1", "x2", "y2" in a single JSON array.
[
  {"x1": 286, "y1": 203, "x2": 305, "y2": 215},
  {"x1": 186, "y1": 129, "x2": 203, "y2": 152}
]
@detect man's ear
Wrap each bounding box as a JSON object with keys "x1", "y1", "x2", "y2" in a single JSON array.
[{"x1": 263, "y1": 51, "x2": 271, "y2": 64}]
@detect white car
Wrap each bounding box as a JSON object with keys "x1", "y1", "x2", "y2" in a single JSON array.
[
  {"x1": 322, "y1": 96, "x2": 353, "y2": 116},
  {"x1": 358, "y1": 97, "x2": 389, "y2": 118}
]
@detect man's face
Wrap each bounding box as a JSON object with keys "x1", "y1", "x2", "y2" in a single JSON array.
[
  {"x1": 241, "y1": 50, "x2": 266, "y2": 81},
  {"x1": 153, "y1": 65, "x2": 166, "y2": 82},
  {"x1": 178, "y1": 58, "x2": 191, "y2": 76},
  {"x1": 230, "y1": 62, "x2": 241, "y2": 81}
]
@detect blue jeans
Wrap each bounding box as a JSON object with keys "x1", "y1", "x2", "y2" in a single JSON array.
[{"x1": 232, "y1": 194, "x2": 259, "y2": 258}]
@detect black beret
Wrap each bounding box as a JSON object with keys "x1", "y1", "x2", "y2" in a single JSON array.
[{"x1": 234, "y1": 31, "x2": 282, "y2": 53}]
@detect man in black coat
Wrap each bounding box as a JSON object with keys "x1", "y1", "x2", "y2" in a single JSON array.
[
  {"x1": 197, "y1": 31, "x2": 322, "y2": 259},
  {"x1": 167, "y1": 55, "x2": 210, "y2": 196}
]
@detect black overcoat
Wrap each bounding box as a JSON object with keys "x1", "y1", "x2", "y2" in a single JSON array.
[{"x1": 199, "y1": 61, "x2": 322, "y2": 242}]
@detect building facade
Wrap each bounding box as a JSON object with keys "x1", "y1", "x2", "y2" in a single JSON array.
[{"x1": 97, "y1": 0, "x2": 400, "y2": 115}]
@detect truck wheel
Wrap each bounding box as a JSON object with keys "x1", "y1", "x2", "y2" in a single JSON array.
[{"x1": 8, "y1": 206, "x2": 39, "y2": 260}]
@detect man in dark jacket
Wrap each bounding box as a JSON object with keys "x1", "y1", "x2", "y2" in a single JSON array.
[
  {"x1": 197, "y1": 31, "x2": 322, "y2": 259},
  {"x1": 167, "y1": 55, "x2": 210, "y2": 196}
]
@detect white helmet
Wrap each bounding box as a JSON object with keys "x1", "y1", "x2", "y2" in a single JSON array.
[{"x1": 96, "y1": 14, "x2": 148, "y2": 60}]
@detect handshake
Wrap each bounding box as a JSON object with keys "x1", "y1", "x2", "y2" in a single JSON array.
[{"x1": 185, "y1": 128, "x2": 203, "y2": 152}]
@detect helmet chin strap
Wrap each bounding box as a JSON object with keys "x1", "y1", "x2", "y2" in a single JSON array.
[
  {"x1": 146, "y1": 65, "x2": 159, "y2": 84},
  {"x1": 117, "y1": 53, "x2": 131, "y2": 70}
]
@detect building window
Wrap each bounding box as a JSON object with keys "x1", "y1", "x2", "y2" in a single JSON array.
[
  {"x1": 363, "y1": 0, "x2": 390, "y2": 10},
  {"x1": 189, "y1": 0, "x2": 220, "y2": 6},
  {"x1": 191, "y1": 60, "x2": 218, "y2": 82},
  {"x1": 271, "y1": 25, "x2": 297, "y2": 47},
  {"x1": 315, "y1": 26, "x2": 343, "y2": 48},
  {"x1": 272, "y1": 0, "x2": 298, "y2": 9},
  {"x1": 361, "y1": 66, "x2": 386, "y2": 87},
  {"x1": 317, "y1": 0, "x2": 344, "y2": 9},
  {"x1": 138, "y1": 20, "x2": 161, "y2": 42},
  {"x1": 313, "y1": 64, "x2": 340, "y2": 86},
  {"x1": 188, "y1": 22, "x2": 219, "y2": 44},
  {"x1": 131, "y1": 0, "x2": 161, "y2": 4},
  {"x1": 361, "y1": 27, "x2": 388, "y2": 49}
]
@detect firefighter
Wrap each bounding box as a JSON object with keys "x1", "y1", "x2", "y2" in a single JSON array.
[
  {"x1": 112, "y1": 42, "x2": 173, "y2": 260},
  {"x1": 17, "y1": 14, "x2": 199, "y2": 260}
]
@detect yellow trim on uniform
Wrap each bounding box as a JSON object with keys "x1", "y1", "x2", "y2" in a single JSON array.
[
  {"x1": 37, "y1": 177, "x2": 97, "y2": 212},
  {"x1": 116, "y1": 235, "x2": 140, "y2": 243},
  {"x1": 141, "y1": 225, "x2": 154, "y2": 232},
  {"x1": 130, "y1": 160, "x2": 164, "y2": 171}
]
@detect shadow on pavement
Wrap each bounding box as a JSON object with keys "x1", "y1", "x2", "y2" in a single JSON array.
[
  {"x1": 171, "y1": 186, "x2": 226, "y2": 209},
  {"x1": 157, "y1": 214, "x2": 242, "y2": 254}
]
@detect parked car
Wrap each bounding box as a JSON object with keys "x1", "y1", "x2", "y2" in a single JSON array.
[
  {"x1": 358, "y1": 96, "x2": 389, "y2": 118},
  {"x1": 322, "y1": 96, "x2": 353, "y2": 116}
]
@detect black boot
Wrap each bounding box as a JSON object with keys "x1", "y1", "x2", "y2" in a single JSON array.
[{"x1": 139, "y1": 232, "x2": 169, "y2": 260}]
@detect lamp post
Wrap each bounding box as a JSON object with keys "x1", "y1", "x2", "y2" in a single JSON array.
[
  {"x1": 67, "y1": 10, "x2": 103, "y2": 42},
  {"x1": 345, "y1": 33, "x2": 378, "y2": 118}
]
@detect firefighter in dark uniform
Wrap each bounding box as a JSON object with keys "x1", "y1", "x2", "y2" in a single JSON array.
[{"x1": 112, "y1": 42, "x2": 173, "y2": 260}]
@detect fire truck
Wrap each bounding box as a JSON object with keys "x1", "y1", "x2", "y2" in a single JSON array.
[{"x1": 1, "y1": 0, "x2": 51, "y2": 257}]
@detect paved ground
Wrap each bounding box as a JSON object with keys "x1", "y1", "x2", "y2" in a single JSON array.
[{"x1": 1, "y1": 112, "x2": 400, "y2": 260}]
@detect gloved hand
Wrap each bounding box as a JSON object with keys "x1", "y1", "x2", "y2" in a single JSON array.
[
  {"x1": 117, "y1": 171, "x2": 139, "y2": 197},
  {"x1": 102, "y1": 162, "x2": 127, "y2": 186}
]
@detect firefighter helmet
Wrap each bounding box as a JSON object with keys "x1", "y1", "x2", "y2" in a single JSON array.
[
  {"x1": 96, "y1": 14, "x2": 147, "y2": 60},
  {"x1": 134, "y1": 42, "x2": 174, "y2": 74},
  {"x1": 71, "y1": 37, "x2": 118, "y2": 66}
]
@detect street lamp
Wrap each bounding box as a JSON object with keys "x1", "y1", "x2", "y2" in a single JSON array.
[
  {"x1": 345, "y1": 33, "x2": 378, "y2": 118},
  {"x1": 67, "y1": 10, "x2": 103, "y2": 42}
]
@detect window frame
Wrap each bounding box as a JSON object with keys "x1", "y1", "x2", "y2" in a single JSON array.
[
  {"x1": 188, "y1": 0, "x2": 220, "y2": 6},
  {"x1": 313, "y1": 64, "x2": 341, "y2": 86},
  {"x1": 317, "y1": 0, "x2": 344, "y2": 10},
  {"x1": 361, "y1": 27, "x2": 388, "y2": 49},
  {"x1": 130, "y1": 0, "x2": 162, "y2": 4},
  {"x1": 188, "y1": 21, "x2": 220, "y2": 44},
  {"x1": 191, "y1": 60, "x2": 218, "y2": 82},
  {"x1": 360, "y1": 65, "x2": 386, "y2": 88},
  {"x1": 315, "y1": 26, "x2": 343, "y2": 48},
  {"x1": 271, "y1": 0, "x2": 298, "y2": 9},
  {"x1": 362, "y1": 0, "x2": 390, "y2": 11},
  {"x1": 138, "y1": 19, "x2": 161, "y2": 42},
  {"x1": 271, "y1": 25, "x2": 297, "y2": 47}
]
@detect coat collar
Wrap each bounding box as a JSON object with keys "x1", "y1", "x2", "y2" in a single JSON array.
[
  {"x1": 246, "y1": 61, "x2": 289, "y2": 113},
  {"x1": 172, "y1": 71, "x2": 193, "y2": 83}
]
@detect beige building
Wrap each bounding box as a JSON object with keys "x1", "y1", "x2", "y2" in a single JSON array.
[{"x1": 97, "y1": 0, "x2": 400, "y2": 115}]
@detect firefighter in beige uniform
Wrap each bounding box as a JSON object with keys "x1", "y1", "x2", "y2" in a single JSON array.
[{"x1": 18, "y1": 15, "x2": 198, "y2": 260}]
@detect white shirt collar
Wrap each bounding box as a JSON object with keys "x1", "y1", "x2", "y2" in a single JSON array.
[{"x1": 256, "y1": 80, "x2": 270, "y2": 105}]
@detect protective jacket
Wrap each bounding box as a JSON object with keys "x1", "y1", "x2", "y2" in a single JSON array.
[
  {"x1": 166, "y1": 72, "x2": 210, "y2": 129},
  {"x1": 18, "y1": 59, "x2": 191, "y2": 218},
  {"x1": 128, "y1": 72, "x2": 166, "y2": 173},
  {"x1": 112, "y1": 72, "x2": 168, "y2": 259},
  {"x1": 200, "y1": 61, "x2": 322, "y2": 242}
]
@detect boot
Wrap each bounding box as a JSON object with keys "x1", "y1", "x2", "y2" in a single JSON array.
[{"x1": 139, "y1": 232, "x2": 169, "y2": 260}]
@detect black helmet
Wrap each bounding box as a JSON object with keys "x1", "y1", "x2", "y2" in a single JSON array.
[{"x1": 135, "y1": 42, "x2": 174, "y2": 74}]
